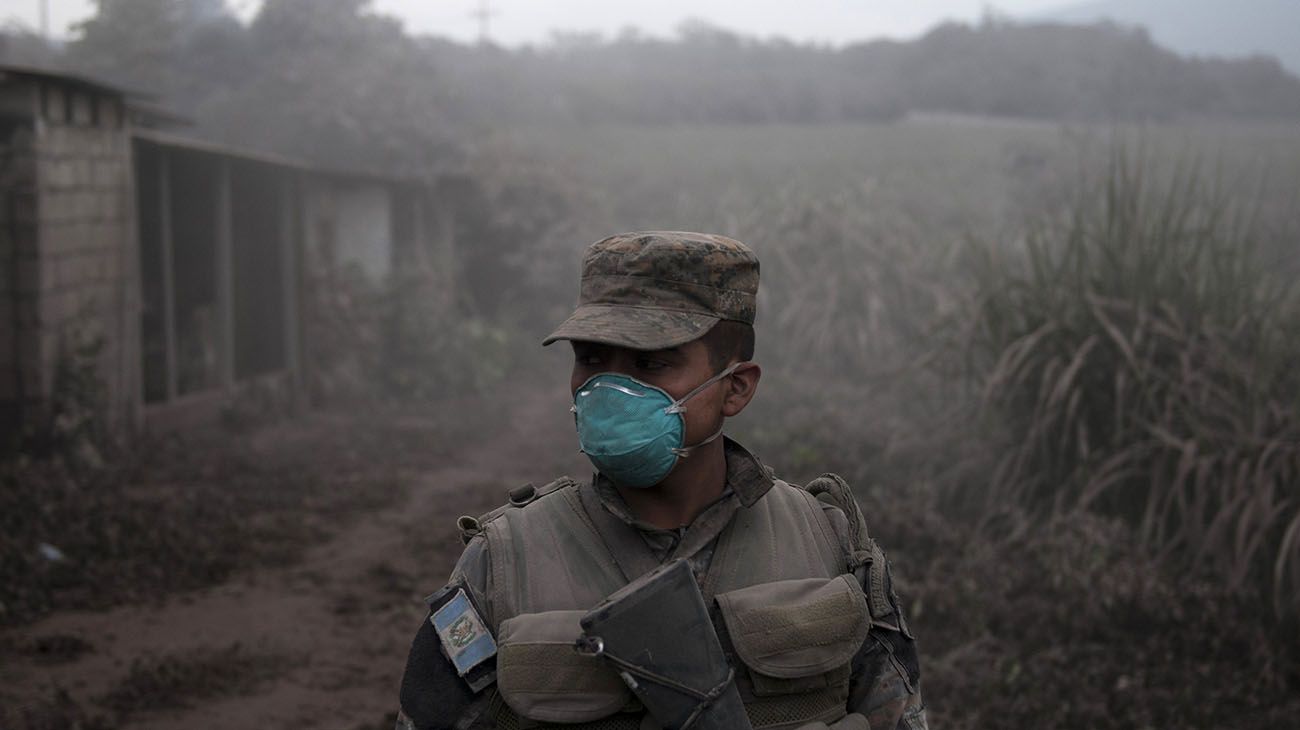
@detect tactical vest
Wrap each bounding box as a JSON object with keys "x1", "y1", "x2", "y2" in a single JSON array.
[{"x1": 468, "y1": 476, "x2": 885, "y2": 730}]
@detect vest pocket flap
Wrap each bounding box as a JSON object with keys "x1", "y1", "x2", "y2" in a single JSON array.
[
  {"x1": 716, "y1": 575, "x2": 869, "y2": 679},
  {"x1": 497, "y1": 609, "x2": 632, "y2": 723}
]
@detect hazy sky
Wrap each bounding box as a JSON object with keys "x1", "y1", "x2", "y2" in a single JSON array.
[{"x1": 4, "y1": 0, "x2": 1072, "y2": 46}]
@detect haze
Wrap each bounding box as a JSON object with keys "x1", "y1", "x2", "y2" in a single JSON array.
[
  {"x1": 3, "y1": 0, "x2": 1300, "y2": 727},
  {"x1": 7, "y1": 0, "x2": 1076, "y2": 44}
]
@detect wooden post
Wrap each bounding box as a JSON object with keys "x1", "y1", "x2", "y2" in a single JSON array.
[
  {"x1": 120, "y1": 115, "x2": 143, "y2": 431},
  {"x1": 158, "y1": 153, "x2": 177, "y2": 401},
  {"x1": 279, "y1": 173, "x2": 300, "y2": 378},
  {"x1": 411, "y1": 187, "x2": 428, "y2": 271},
  {"x1": 215, "y1": 158, "x2": 234, "y2": 389}
]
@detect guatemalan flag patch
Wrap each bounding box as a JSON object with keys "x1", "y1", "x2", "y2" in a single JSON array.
[{"x1": 431, "y1": 588, "x2": 497, "y2": 676}]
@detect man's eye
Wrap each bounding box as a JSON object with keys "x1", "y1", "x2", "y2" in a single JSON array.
[
  {"x1": 636, "y1": 358, "x2": 666, "y2": 371},
  {"x1": 577, "y1": 354, "x2": 602, "y2": 366}
]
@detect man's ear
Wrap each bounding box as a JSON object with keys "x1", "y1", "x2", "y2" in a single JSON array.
[{"x1": 721, "y1": 362, "x2": 761, "y2": 417}]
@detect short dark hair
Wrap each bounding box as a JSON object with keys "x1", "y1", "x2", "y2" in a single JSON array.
[{"x1": 701, "y1": 320, "x2": 755, "y2": 370}]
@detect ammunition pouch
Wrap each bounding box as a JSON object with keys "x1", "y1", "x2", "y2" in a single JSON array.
[
  {"x1": 492, "y1": 572, "x2": 874, "y2": 730},
  {"x1": 716, "y1": 575, "x2": 870, "y2": 728},
  {"x1": 581, "y1": 559, "x2": 752, "y2": 730},
  {"x1": 496, "y1": 610, "x2": 638, "y2": 724}
]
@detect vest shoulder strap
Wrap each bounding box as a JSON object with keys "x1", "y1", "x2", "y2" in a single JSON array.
[
  {"x1": 454, "y1": 476, "x2": 578, "y2": 544},
  {"x1": 702, "y1": 479, "x2": 846, "y2": 599},
  {"x1": 802, "y1": 473, "x2": 891, "y2": 621},
  {"x1": 479, "y1": 477, "x2": 626, "y2": 621}
]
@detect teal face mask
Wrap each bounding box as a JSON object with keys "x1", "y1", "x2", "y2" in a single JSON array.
[{"x1": 572, "y1": 362, "x2": 744, "y2": 489}]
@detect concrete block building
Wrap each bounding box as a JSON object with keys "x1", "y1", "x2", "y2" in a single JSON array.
[{"x1": 0, "y1": 64, "x2": 447, "y2": 443}]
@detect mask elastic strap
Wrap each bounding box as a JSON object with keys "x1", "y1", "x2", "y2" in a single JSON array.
[
  {"x1": 671, "y1": 422, "x2": 726, "y2": 458},
  {"x1": 664, "y1": 361, "x2": 746, "y2": 415}
]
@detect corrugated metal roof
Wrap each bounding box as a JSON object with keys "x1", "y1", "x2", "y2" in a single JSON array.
[
  {"x1": 132, "y1": 128, "x2": 427, "y2": 186},
  {"x1": 0, "y1": 62, "x2": 154, "y2": 99},
  {"x1": 0, "y1": 63, "x2": 426, "y2": 186},
  {"x1": 125, "y1": 100, "x2": 194, "y2": 128}
]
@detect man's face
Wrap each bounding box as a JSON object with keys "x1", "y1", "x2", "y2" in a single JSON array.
[{"x1": 570, "y1": 339, "x2": 729, "y2": 446}]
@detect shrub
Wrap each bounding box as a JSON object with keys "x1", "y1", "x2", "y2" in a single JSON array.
[
  {"x1": 380, "y1": 267, "x2": 514, "y2": 400},
  {"x1": 955, "y1": 147, "x2": 1300, "y2": 611}
]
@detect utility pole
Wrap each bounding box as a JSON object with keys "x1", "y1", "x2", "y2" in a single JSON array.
[
  {"x1": 470, "y1": 0, "x2": 497, "y2": 45},
  {"x1": 39, "y1": 0, "x2": 49, "y2": 41}
]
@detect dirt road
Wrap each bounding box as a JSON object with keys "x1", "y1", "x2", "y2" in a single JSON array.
[{"x1": 1, "y1": 379, "x2": 589, "y2": 729}]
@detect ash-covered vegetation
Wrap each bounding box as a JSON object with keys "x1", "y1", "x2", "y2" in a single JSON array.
[
  {"x1": 5, "y1": 0, "x2": 1300, "y2": 172},
  {"x1": 3, "y1": 2, "x2": 1300, "y2": 728}
]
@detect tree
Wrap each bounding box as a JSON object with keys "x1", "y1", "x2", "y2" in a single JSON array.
[{"x1": 68, "y1": 0, "x2": 246, "y2": 111}]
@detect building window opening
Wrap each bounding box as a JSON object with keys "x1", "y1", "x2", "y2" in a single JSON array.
[
  {"x1": 134, "y1": 143, "x2": 168, "y2": 404},
  {"x1": 169, "y1": 149, "x2": 221, "y2": 395}
]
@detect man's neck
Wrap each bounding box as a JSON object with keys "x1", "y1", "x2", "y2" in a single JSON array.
[{"x1": 614, "y1": 438, "x2": 728, "y2": 530}]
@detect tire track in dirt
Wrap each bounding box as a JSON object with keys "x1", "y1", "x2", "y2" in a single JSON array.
[{"x1": 1, "y1": 377, "x2": 589, "y2": 729}]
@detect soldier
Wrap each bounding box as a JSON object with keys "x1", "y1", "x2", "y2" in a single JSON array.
[{"x1": 397, "y1": 231, "x2": 927, "y2": 729}]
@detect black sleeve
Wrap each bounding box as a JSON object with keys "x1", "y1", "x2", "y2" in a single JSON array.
[
  {"x1": 400, "y1": 538, "x2": 496, "y2": 729},
  {"x1": 398, "y1": 615, "x2": 482, "y2": 730}
]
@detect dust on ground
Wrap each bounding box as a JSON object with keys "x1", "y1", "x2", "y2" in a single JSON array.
[
  {"x1": 0, "y1": 374, "x2": 588, "y2": 730},
  {"x1": 4, "y1": 370, "x2": 1299, "y2": 730}
]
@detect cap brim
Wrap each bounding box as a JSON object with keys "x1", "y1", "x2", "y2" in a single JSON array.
[{"x1": 542, "y1": 304, "x2": 720, "y2": 350}]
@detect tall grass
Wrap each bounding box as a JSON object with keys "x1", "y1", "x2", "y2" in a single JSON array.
[
  {"x1": 507, "y1": 122, "x2": 1300, "y2": 611},
  {"x1": 958, "y1": 147, "x2": 1300, "y2": 611}
]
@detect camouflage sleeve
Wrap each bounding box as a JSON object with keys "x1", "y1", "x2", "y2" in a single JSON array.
[
  {"x1": 845, "y1": 560, "x2": 928, "y2": 730},
  {"x1": 397, "y1": 538, "x2": 496, "y2": 730},
  {"x1": 815, "y1": 502, "x2": 927, "y2": 730}
]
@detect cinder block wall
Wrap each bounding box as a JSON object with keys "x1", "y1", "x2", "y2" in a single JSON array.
[
  {"x1": 0, "y1": 77, "x2": 140, "y2": 444},
  {"x1": 32, "y1": 86, "x2": 140, "y2": 437}
]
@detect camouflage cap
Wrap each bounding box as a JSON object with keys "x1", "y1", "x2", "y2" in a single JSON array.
[{"x1": 543, "y1": 231, "x2": 759, "y2": 350}]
